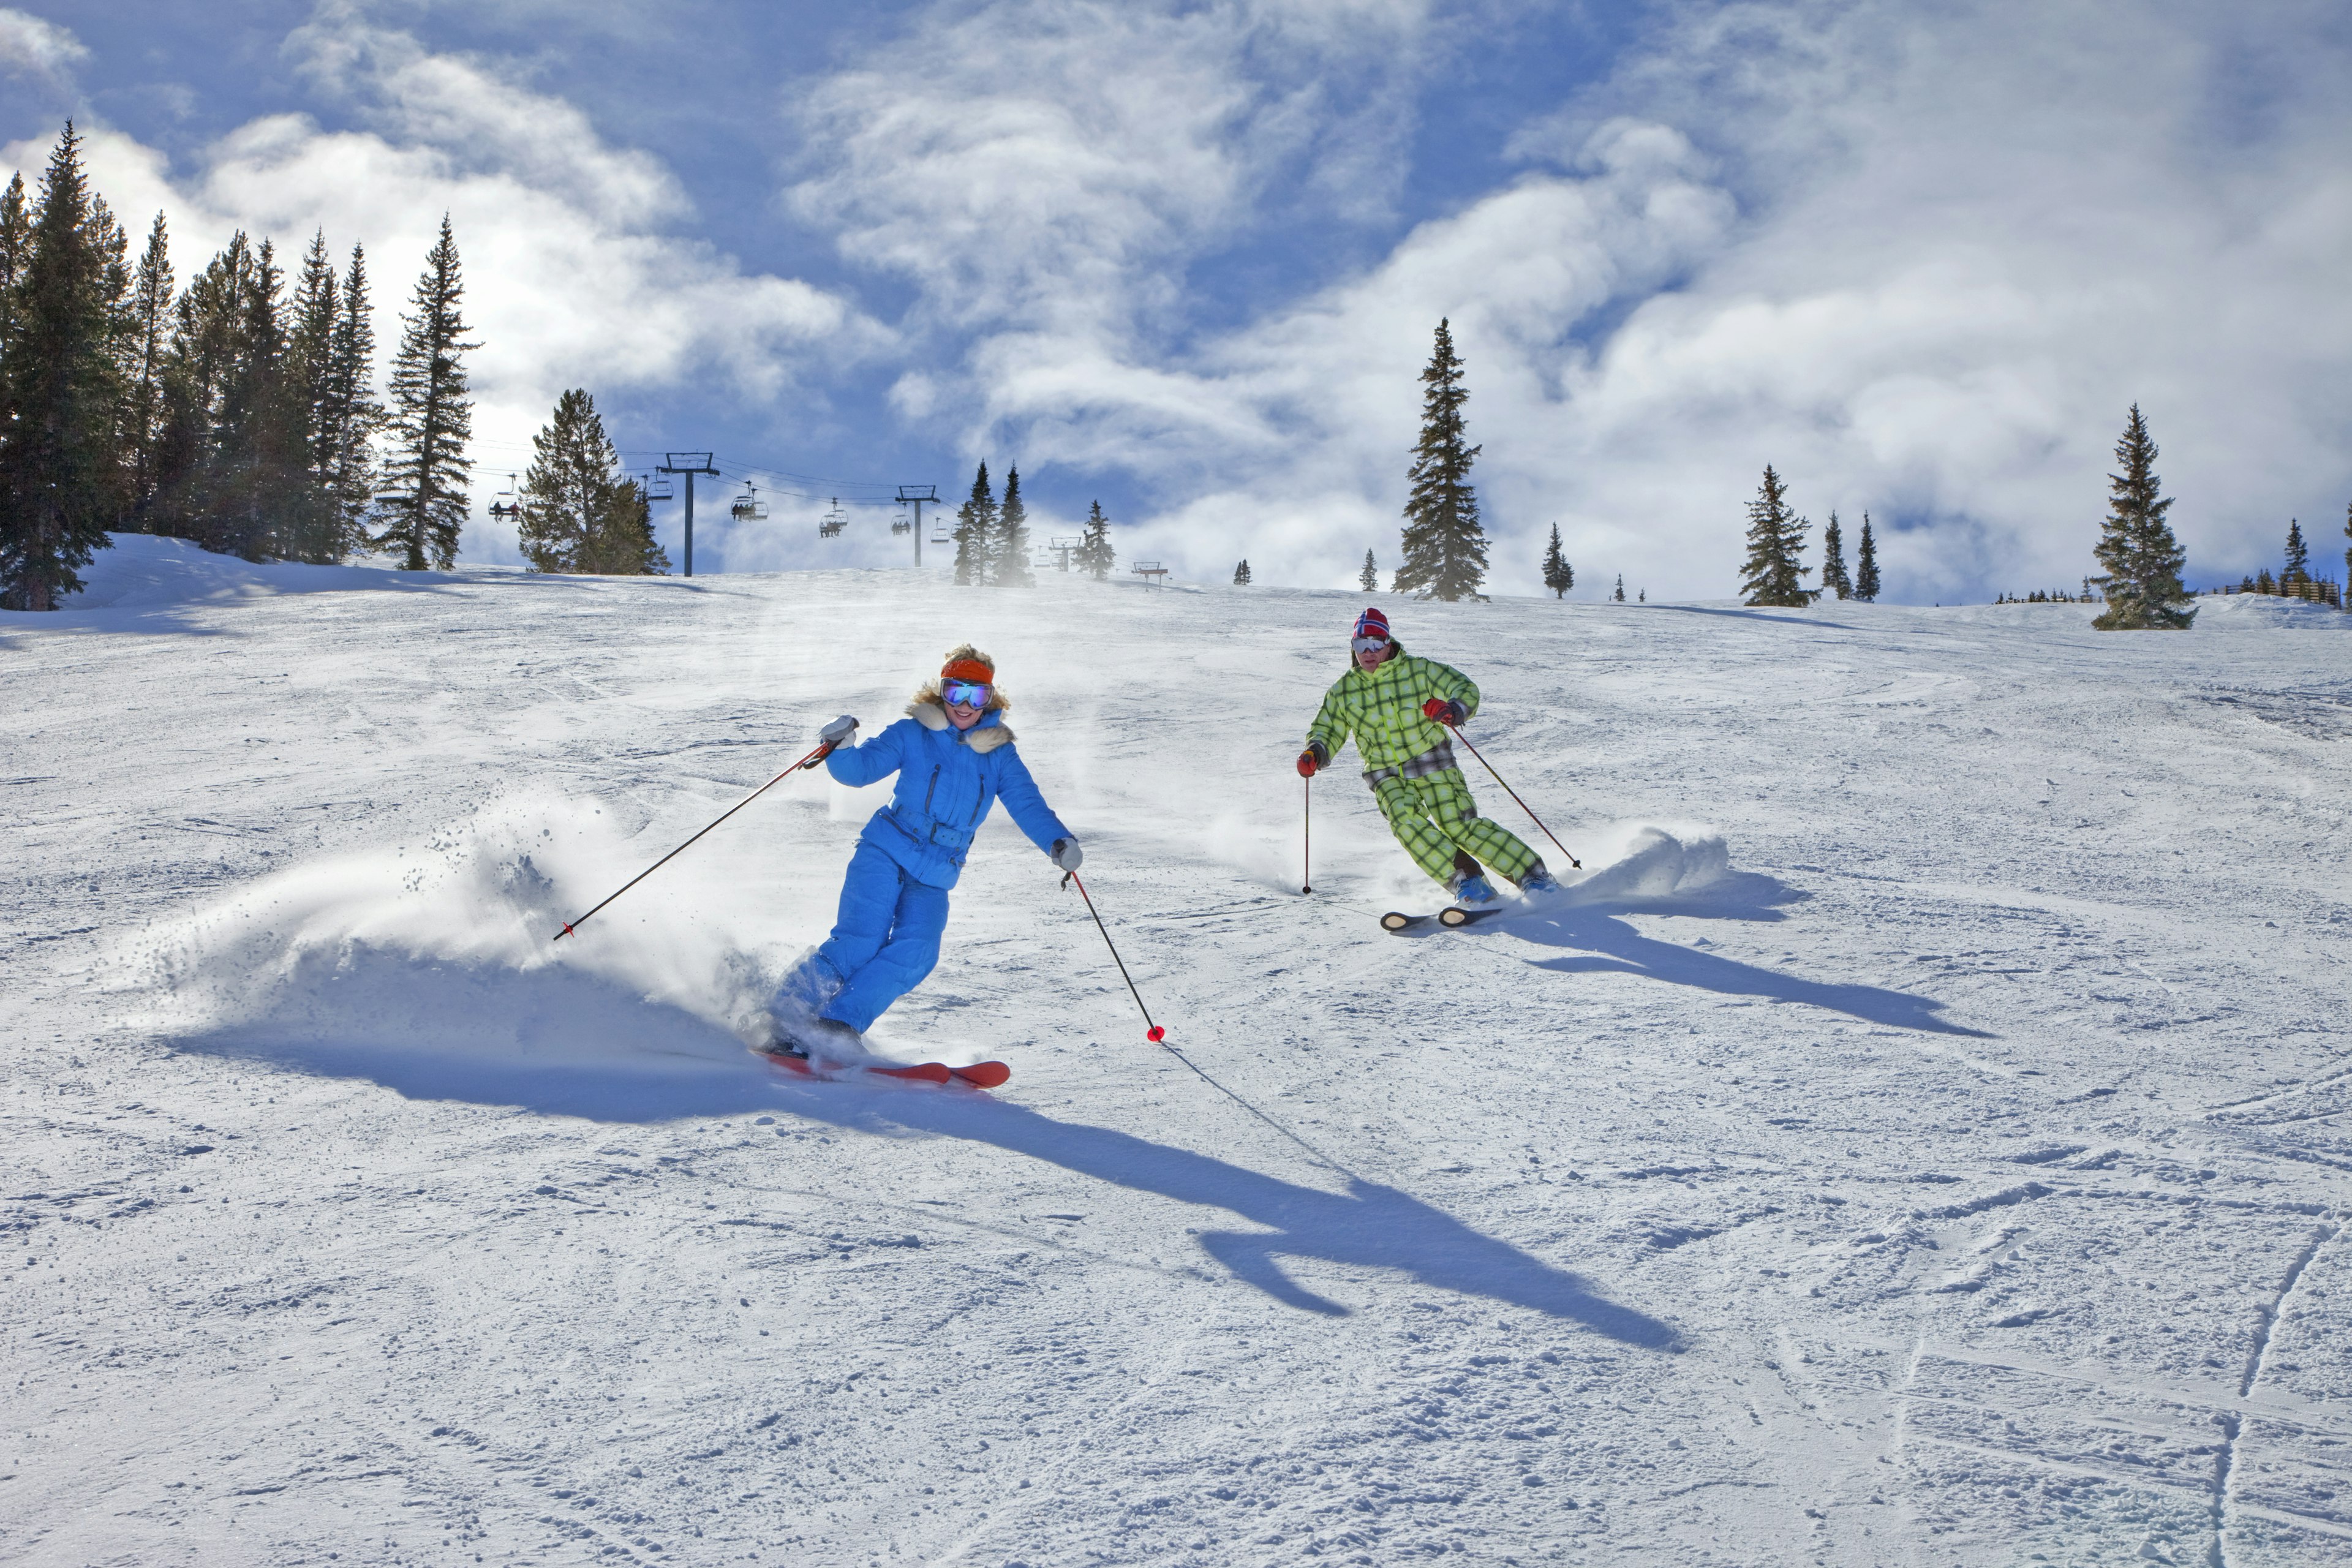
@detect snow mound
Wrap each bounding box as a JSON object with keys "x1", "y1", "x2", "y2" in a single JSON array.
[
  {"x1": 2190, "y1": 592, "x2": 2352, "y2": 631},
  {"x1": 110, "y1": 796, "x2": 786, "y2": 1114},
  {"x1": 41, "y1": 532, "x2": 451, "y2": 612},
  {"x1": 1561, "y1": 823, "x2": 1733, "y2": 903}
]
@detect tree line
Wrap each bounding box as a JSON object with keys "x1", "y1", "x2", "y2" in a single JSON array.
[
  {"x1": 0, "y1": 124, "x2": 484, "y2": 608},
  {"x1": 947, "y1": 461, "x2": 1115, "y2": 584}
]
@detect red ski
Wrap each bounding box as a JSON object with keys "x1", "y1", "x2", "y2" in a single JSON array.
[{"x1": 760, "y1": 1048, "x2": 1009, "y2": 1090}]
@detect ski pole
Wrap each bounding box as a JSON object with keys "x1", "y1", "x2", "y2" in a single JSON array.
[
  {"x1": 1302, "y1": 774, "x2": 1313, "y2": 895},
  {"x1": 553, "y1": 737, "x2": 839, "y2": 942},
  {"x1": 1061, "y1": 869, "x2": 1165, "y2": 1043},
  {"x1": 1444, "y1": 722, "x2": 1582, "y2": 870}
]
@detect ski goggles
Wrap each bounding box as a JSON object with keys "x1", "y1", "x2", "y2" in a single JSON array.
[
  {"x1": 1351, "y1": 635, "x2": 1393, "y2": 657},
  {"x1": 941, "y1": 680, "x2": 992, "y2": 708}
]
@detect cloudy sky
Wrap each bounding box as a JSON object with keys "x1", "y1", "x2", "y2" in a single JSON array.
[{"x1": 7, "y1": 0, "x2": 2348, "y2": 599}]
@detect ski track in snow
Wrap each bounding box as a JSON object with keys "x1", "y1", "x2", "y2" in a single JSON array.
[{"x1": 3, "y1": 535, "x2": 2350, "y2": 1566}]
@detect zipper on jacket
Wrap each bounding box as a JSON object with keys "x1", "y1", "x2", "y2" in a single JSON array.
[{"x1": 923, "y1": 766, "x2": 940, "y2": 815}]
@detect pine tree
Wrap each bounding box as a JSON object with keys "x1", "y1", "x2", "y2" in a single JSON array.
[
  {"x1": 1359, "y1": 549, "x2": 1378, "y2": 593},
  {"x1": 0, "y1": 125, "x2": 124, "y2": 610},
  {"x1": 113, "y1": 211, "x2": 174, "y2": 532},
  {"x1": 519, "y1": 388, "x2": 636, "y2": 573},
  {"x1": 993, "y1": 462, "x2": 1033, "y2": 586},
  {"x1": 1613, "y1": 573, "x2": 1624, "y2": 602},
  {"x1": 1854, "y1": 513, "x2": 1880, "y2": 601},
  {"x1": 321, "y1": 245, "x2": 382, "y2": 560},
  {"x1": 1074, "y1": 497, "x2": 1114, "y2": 581},
  {"x1": 1232, "y1": 559, "x2": 1251, "y2": 586},
  {"x1": 1820, "y1": 510, "x2": 1852, "y2": 599},
  {"x1": 1738, "y1": 464, "x2": 1816, "y2": 607},
  {"x1": 2091, "y1": 404, "x2": 2194, "y2": 630},
  {"x1": 952, "y1": 461, "x2": 994, "y2": 586},
  {"x1": 377, "y1": 216, "x2": 475, "y2": 570},
  {"x1": 1393, "y1": 318, "x2": 1488, "y2": 601},
  {"x1": 2343, "y1": 499, "x2": 2351, "y2": 590},
  {"x1": 1540, "y1": 523, "x2": 1574, "y2": 598},
  {"x1": 2282, "y1": 518, "x2": 2309, "y2": 586}
]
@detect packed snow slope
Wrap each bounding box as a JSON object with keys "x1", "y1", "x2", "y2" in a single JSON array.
[{"x1": 5, "y1": 533, "x2": 2350, "y2": 1568}]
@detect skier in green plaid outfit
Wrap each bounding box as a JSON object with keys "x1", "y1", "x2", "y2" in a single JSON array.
[{"x1": 1296, "y1": 607, "x2": 1561, "y2": 907}]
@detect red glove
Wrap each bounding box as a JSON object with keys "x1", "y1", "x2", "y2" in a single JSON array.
[
  {"x1": 1422, "y1": 697, "x2": 1468, "y2": 726},
  {"x1": 1296, "y1": 750, "x2": 1319, "y2": 778}
]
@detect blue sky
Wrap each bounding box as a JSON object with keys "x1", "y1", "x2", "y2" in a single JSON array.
[{"x1": 6, "y1": 1, "x2": 2349, "y2": 599}]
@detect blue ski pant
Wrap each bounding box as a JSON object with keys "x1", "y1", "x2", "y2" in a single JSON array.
[{"x1": 810, "y1": 838, "x2": 952, "y2": 1034}]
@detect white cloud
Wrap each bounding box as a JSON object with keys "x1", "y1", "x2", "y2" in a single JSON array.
[
  {"x1": 0, "y1": 7, "x2": 86, "y2": 86},
  {"x1": 796, "y1": 0, "x2": 2352, "y2": 600}
]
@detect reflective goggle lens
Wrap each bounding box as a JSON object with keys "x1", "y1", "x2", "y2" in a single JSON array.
[
  {"x1": 1351, "y1": 635, "x2": 1391, "y2": 656},
  {"x1": 943, "y1": 680, "x2": 991, "y2": 707}
]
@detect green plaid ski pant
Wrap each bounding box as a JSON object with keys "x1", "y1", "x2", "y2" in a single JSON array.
[{"x1": 1370, "y1": 765, "x2": 1539, "y2": 889}]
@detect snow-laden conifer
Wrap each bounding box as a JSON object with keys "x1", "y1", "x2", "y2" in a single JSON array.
[
  {"x1": 1738, "y1": 465, "x2": 1816, "y2": 607},
  {"x1": 1540, "y1": 523, "x2": 1574, "y2": 598},
  {"x1": 377, "y1": 216, "x2": 476, "y2": 571},
  {"x1": 1074, "y1": 498, "x2": 1114, "y2": 581},
  {"x1": 1854, "y1": 514, "x2": 1880, "y2": 601},
  {"x1": 994, "y1": 463, "x2": 1033, "y2": 586},
  {"x1": 0, "y1": 124, "x2": 126, "y2": 610},
  {"x1": 1393, "y1": 318, "x2": 1487, "y2": 601},
  {"x1": 952, "y1": 461, "x2": 994, "y2": 586},
  {"x1": 1820, "y1": 511, "x2": 1852, "y2": 599},
  {"x1": 1359, "y1": 549, "x2": 1378, "y2": 593},
  {"x1": 2091, "y1": 405, "x2": 2193, "y2": 630}
]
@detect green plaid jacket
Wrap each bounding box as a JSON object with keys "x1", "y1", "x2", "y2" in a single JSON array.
[{"x1": 1304, "y1": 643, "x2": 1481, "y2": 774}]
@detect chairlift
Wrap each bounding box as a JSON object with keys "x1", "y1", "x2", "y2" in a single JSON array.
[
  {"x1": 729, "y1": 482, "x2": 768, "y2": 524},
  {"x1": 487, "y1": 473, "x2": 521, "y2": 521},
  {"x1": 1046, "y1": 535, "x2": 1083, "y2": 572},
  {"x1": 819, "y1": 497, "x2": 847, "y2": 539},
  {"x1": 891, "y1": 515, "x2": 913, "y2": 536},
  {"x1": 930, "y1": 514, "x2": 954, "y2": 545},
  {"x1": 644, "y1": 472, "x2": 675, "y2": 502}
]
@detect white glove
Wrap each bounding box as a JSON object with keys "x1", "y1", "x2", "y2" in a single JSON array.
[
  {"x1": 1050, "y1": 838, "x2": 1083, "y2": 873},
  {"x1": 819, "y1": 715, "x2": 859, "y2": 747}
]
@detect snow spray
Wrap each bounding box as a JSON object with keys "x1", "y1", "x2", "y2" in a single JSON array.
[{"x1": 554, "y1": 735, "x2": 842, "y2": 941}]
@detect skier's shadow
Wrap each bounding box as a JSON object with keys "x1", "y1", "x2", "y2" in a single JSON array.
[
  {"x1": 1498, "y1": 878, "x2": 1989, "y2": 1038},
  {"x1": 782, "y1": 1085, "x2": 1681, "y2": 1349}
]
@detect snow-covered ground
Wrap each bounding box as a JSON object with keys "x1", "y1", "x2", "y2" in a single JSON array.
[{"x1": 6, "y1": 533, "x2": 2350, "y2": 1567}]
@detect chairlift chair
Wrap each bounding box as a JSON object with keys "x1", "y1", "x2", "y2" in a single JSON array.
[
  {"x1": 820, "y1": 497, "x2": 847, "y2": 539},
  {"x1": 891, "y1": 516, "x2": 913, "y2": 536},
  {"x1": 730, "y1": 482, "x2": 768, "y2": 524},
  {"x1": 644, "y1": 473, "x2": 675, "y2": 502},
  {"x1": 487, "y1": 473, "x2": 521, "y2": 521}
]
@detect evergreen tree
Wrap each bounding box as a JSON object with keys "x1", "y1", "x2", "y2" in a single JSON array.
[
  {"x1": 321, "y1": 244, "x2": 383, "y2": 560},
  {"x1": 993, "y1": 462, "x2": 1032, "y2": 586},
  {"x1": 0, "y1": 124, "x2": 125, "y2": 610},
  {"x1": 2343, "y1": 499, "x2": 2351, "y2": 589},
  {"x1": 1738, "y1": 464, "x2": 1816, "y2": 607},
  {"x1": 1854, "y1": 513, "x2": 1881, "y2": 601},
  {"x1": 377, "y1": 216, "x2": 475, "y2": 570},
  {"x1": 2091, "y1": 404, "x2": 2193, "y2": 630},
  {"x1": 1232, "y1": 559, "x2": 1251, "y2": 586},
  {"x1": 1359, "y1": 548, "x2": 1378, "y2": 593},
  {"x1": 1820, "y1": 510, "x2": 1852, "y2": 599},
  {"x1": 952, "y1": 461, "x2": 994, "y2": 586},
  {"x1": 2282, "y1": 518, "x2": 2309, "y2": 586},
  {"x1": 114, "y1": 211, "x2": 174, "y2": 532},
  {"x1": 1613, "y1": 573, "x2": 1624, "y2": 602},
  {"x1": 517, "y1": 388, "x2": 666, "y2": 574},
  {"x1": 1393, "y1": 318, "x2": 1488, "y2": 601},
  {"x1": 1074, "y1": 497, "x2": 1114, "y2": 580},
  {"x1": 1540, "y1": 523, "x2": 1574, "y2": 598}
]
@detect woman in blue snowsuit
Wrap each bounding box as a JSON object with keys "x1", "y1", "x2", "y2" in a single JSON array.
[{"x1": 769, "y1": 644, "x2": 1079, "y2": 1058}]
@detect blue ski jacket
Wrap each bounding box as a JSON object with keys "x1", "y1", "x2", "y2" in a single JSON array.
[{"x1": 826, "y1": 701, "x2": 1072, "y2": 890}]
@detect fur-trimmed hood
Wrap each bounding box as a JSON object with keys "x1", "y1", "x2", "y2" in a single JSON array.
[{"x1": 908, "y1": 695, "x2": 1015, "y2": 752}]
